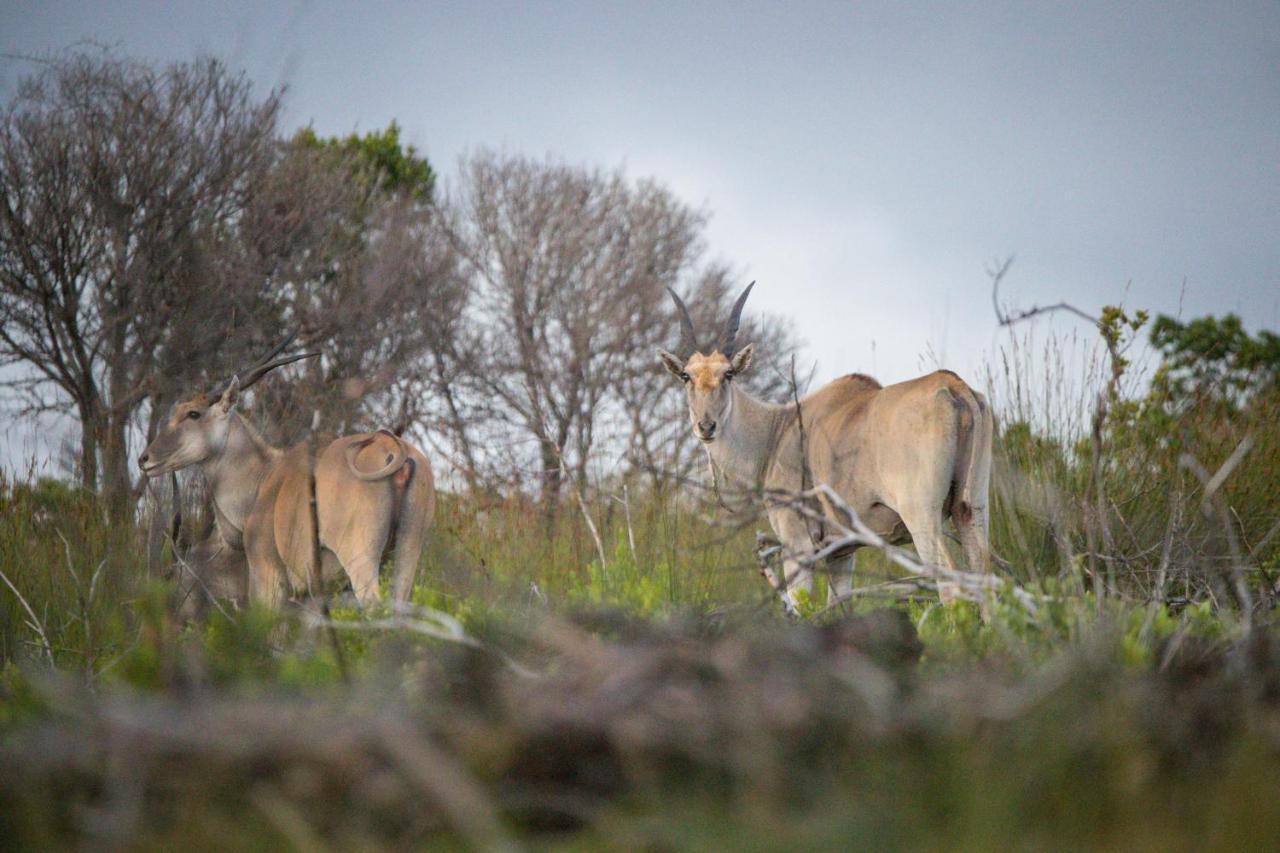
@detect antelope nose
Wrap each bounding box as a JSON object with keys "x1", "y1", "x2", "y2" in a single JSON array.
[{"x1": 697, "y1": 419, "x2": 717, "y2": 440}]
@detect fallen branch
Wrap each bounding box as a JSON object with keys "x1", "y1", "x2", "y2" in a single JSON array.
[
  {"x1": 300, "y1": 604, "x2": 538, "y2": 679},
  {"x1": 766, "y1": 484, "x2": 1047, "y2": 616}
]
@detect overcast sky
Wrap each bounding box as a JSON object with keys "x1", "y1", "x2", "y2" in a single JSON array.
[{"x1": 3, "y1": 1, "x2": 1278, "y2": 471}]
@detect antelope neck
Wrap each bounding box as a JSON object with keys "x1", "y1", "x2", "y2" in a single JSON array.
[
  {"x1": 201, "y1": 413, "x2": 276, "y2": 533},
  {"x1": 704, "y1": 384, "x2": 791, "y2": 491}
]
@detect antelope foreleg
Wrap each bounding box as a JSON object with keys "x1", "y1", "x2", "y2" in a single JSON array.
[{"x1": 754, "y1": 533, "x2": 799, "y2": 616}]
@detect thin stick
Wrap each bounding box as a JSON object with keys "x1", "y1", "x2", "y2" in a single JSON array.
[
  {"x1": 1180, "y1": 444, "x2": 1254, "y2": 630},
  {"x1": 301, "y1": 606, "x2": 537, "y2": 679},
  {"x1": 0, "y1": 565, "x2": 55, "y2": 665},
  {"x1": 548, "y1": 435, "x2": 607, "y2": 570},
  {"x1": 621, "y1": 483, "x2": 637, "y2": 564},
  {"x1": 171, "y1": 545, "x2": 233, "y2": 621}
]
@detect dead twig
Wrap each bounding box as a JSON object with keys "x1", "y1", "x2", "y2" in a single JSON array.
[
  {"x1": 768, "y1": 484, "x2": 1047, "y2": 616},
  {"x1": 0, "y1": 565, "x2": 55, "y2": 665},
  {"x1": 988, "y1": 257, "x2": 1142, "y2": 602},
  {"x1": 551, "y1": 437, "x2": 608, "y2": 571}
]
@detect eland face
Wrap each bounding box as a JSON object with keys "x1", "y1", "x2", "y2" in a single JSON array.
[
  {"x1": 659, "y1": 347, "x2": 755, "y2": 443},
  {"x1": 139, "y1": 386, "x2": 237, "y2": 477}
]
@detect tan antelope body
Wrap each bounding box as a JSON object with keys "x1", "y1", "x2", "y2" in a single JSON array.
[
  {"x1": 140, "y1": 345, "x2": 434, "y2": 608},
  {"x1": 660, "y1": 285, "x2": 993, "y2": 612}
]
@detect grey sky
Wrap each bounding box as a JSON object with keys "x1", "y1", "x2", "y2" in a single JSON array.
[{"x1": 3, "y1": 1, "x2": 1278, "y2": 469}]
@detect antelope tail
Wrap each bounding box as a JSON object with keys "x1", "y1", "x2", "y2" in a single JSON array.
[
  {"x1": 951, "y1": 389, "x2": 993, "y2": 525},
  {"x1": 344, "y1": 432, "x2": 408, "y2": 481}
]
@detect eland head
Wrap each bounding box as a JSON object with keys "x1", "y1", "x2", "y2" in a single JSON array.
[
  {"x1": 657, "y1": 282, "x2": 756, "y2": 443},
  {"x1": 139, "y1": 334, "x2": 317, "y2": 477}
]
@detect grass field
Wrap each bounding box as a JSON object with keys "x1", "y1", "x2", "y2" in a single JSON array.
[{"x1": 2, "y1": 323, "x2": 1279, "y2": 850}]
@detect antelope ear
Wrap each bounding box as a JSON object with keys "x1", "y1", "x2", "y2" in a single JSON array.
[
  {"x1": 729, "y1": 343, "x2": 754, "y2": 375},
  {"x1": 658, "y1": 350, "x2": 687, "y2": 380},
  {"x1": 216, "y1": 375, "x2": 241, "y2": 414}
]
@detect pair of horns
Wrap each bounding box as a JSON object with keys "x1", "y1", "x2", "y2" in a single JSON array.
[
  {"x1": 209, "y1": 331, "x2": 319, "y2": 398},
  {"x1": 667, "y1": 281, "x2": 755, "y2": 359}
]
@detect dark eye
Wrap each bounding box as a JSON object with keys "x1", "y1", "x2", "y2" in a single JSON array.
[
  {"x1": 723, "y1": 371, "x2": 735, "y2": 382},
  {"x1": 187, "y1": 410, "x2": 201, "y2": 420},
  {"x1": 679, "y1": 372, "x2": 690, "y2": 383}
]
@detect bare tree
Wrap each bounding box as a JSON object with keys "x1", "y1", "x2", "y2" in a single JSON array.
[
  {"x1": 433, "y1": 151, "x2": 803, "y2": 511},
  {"x1": 0, "y1": 52, "x2": 280, "y2": 517},
  {"x1": 437, "y1": 152, "x2": 704, "y2": 507},
  {"x1": 224, "y1": 134, "x2": 464, "y2": 446}
]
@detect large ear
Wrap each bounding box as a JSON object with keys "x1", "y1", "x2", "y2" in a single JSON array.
[
  {"x1": 216, "y1": 375, "x2": 241, "y2": 414},
  {"x1": 657, "y1": 350, "x2": 688, "y2": 380},
  {"x1": 728, "y1": 343, "x2": 754, "y2": 376}
]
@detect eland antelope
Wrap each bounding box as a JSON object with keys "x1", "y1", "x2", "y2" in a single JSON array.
[
  {"x1": 659, "y1": 284, "x2": 993, "y2": 612},
  {"x1": 139, "y1": 341, "x2": 435, "y2": 608}
]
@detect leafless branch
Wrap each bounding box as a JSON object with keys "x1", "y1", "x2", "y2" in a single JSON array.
[{"x1": 0, "y1": 565, "x2": 55, "y2": 665}]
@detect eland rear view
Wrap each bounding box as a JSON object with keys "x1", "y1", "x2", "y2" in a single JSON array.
[
  {"x1": 659, "y1": 284, "x2": 993, "y2": 612},
  {"x1": 139, "y1": 339, "x2": 435, "y2": 608}
]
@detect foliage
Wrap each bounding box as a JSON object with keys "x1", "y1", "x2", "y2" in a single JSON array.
[
  {"x1": 984, "y1": 308, "x2": 1279, "y2": 607},
  {"x1": 294, "y1": 121, "x2": 435, "y2": 202},
  {"x1": 1150, "y1": 313, "x2": 1280, "y2": 406}
]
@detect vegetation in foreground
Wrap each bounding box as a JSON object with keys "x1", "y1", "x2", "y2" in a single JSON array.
[{"x1": 1, "y1": 589, "x2": 1279, "y2": 850}]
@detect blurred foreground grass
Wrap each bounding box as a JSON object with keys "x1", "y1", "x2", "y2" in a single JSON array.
[
  {"x1": 2, "y1": 597, "x2": 1279, "y2": 850},
  {"x1": 2, "y1": 472, "x2": 1278, "y2": 850}
]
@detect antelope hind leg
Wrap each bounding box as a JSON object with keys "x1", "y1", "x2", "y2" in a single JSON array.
[{"x1": 897, "y1": 503, "x2": 961, "y2": 604}]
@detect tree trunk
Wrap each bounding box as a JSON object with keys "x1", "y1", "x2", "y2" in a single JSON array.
[
  {"x1": 539, "y1": 442, "x2": 562, "y2": 534},
  {"x1": 77, "y1": 405, "x2": 100, "y2": 494},
  {"x1": 101, "y1": 410, "x2": 135, "y2": 522}
]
